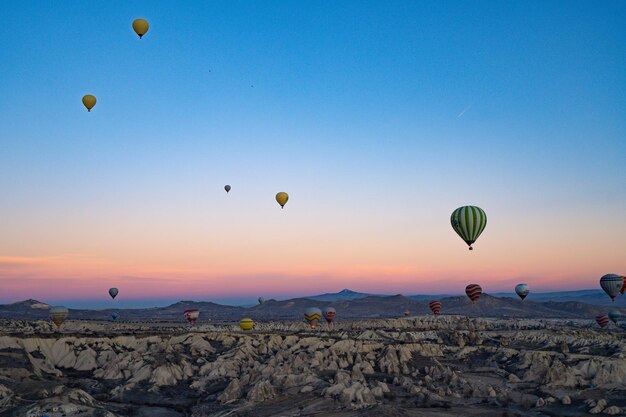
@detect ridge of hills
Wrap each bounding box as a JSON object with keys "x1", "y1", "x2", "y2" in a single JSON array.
[{"x1": 1, "y1": 291, "x2": 624, "y2": 322}]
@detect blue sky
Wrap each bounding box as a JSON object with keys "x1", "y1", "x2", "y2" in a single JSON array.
[{"x1": 0, "y1": 1, "x2": 625, "y2": 308}]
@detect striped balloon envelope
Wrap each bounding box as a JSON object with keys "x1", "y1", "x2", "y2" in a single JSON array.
[
  {"x1": 620, "y1": 276, "x2": 626, "y2": 296},
  {"x1": 595, "y1": 314, "x2": 609, "y2": 328},
  {"x1": 183, "y1": 309, "x2": 200, "y2": 323},
  {"x1": 450, "y1": 206, "x2": 487, "y2": 250},
  {"x1": 600, "y1": 274, "x2": 623, "y2": 301},
  {"x1": 49, "y1": 306, "x2": 69, "y2": 328},
  {"x1": 465, "y1": 284, "x2": 483, "y2": 303},
  {"x1": 323, "y1": 307, "x2": 336, "y2": 324},
  {"x1": 515, "y1": 284, "x2": 530, "y2": 301},
  {"x1": 304, "y1": 307, "x2": 322, "y2": 329},
  {"x1": 429, "y1": 301, "x2": 442, "y2": 315},
  {"x1": 239, "y1": 318, "x2": 254, "y2": 331}
]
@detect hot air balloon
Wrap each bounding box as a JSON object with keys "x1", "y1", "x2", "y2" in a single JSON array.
[
  {"x1": 132, "y1": 18, "x2": 149, "y2": 39},
  {"x1": 450, "y1": 206, "x2": 487, "y2": 250},
  {"x1": 109, "y1": 288, "x2": 119, "y2": 299},
  {"x1": 608, "y1": 309, "x2": 622, "y2": 324},
  {"x1": 403, "y1": 309, "x2": 411, "y2": 317},
  {"x1": 224, "y1": 185, "x2": 231, "y2": 193},
  {"x1": 596, "y1": 314, "x2": 609, "y2": 328},
  {"x1": 240, "y1": 318, "x2": 254, "y2": 331},
  {"x1": 50, "y1": 306, "x2": 68, "y2": 328},
  {"x1": 184, "y1": 308, "x2": 200, "y2": 323},
  {"x1": 429, "y1": 301, "x2": 442, "y2": 315},
  {"x1": 515, "y1": 284, "x2": 529, "y2": 301},
  {"x1": 600, "y1": 274, "x2": 623, "y2": 301},
  {"x1": 258, "y1": 297, "x2": 265, "y2": 305},
  {"x1": 465, "y1": 284, "x2": 482, "y2": 303},
  {"x1": 304, "y1": 307, "x2": 322, "y2": 329},
  {"x1": 82, "y1": 95, "x2": 96, "y2": 112},
  {"x1": 111, "y1": 312, "x2": 119, "y2": 321},
  {"x1": 276, "y1": 192, "x2": 289, "y2": 208},
  {"x1": 323, "y1": 307, "x2": 336, "y2": 325},
  {"x1": 620, "y1": 276, "x2": 626, "y2": 296}
]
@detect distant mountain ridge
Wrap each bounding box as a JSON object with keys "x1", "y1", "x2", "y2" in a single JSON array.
[
  {"x1": 1, "y1": 290, "x2": 624, "y2": 322},
  {"x1": 306, "y1": 289, "x2": 372, "y2": 302}
]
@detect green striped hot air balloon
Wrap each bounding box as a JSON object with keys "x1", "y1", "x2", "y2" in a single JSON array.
[{"x1": 451, "y1": 206, "x2": 487, "y2": 250}]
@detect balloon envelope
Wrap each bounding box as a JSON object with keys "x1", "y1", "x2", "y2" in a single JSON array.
[
  {"x1": 111, "y1": 312, "x2": 119, "y2": 321},
  {"x1": 258, "y1": 297, "x2": 265, "y2": 305},
  {"x1": 50, "y1": 306, "x2": 69, "y2": 328},
  {"x1": 323, "y1": 307, "x2": 336, "y2": 324},
  {"x1": 276, "y1": 192, "x2": 289, "y2": 208},
  {"x1": 596, "y1": 314, "x2": 609, "y2": 328},
  {"x1": 82, "y1": 95, "x2": 96, "y2": 112},
  {"x1": 132, "y1": 18, "x2": 149, "y2": 38},
  {"x1": 240, "y1": 318, "x2": 254, "y2": 331},
  {"x1": 515, "y1": 284, "x2": 529, "y2": 301},
  {"x1": 465, "y1": 284, "x2": 482, "y2": 303},
  {"x1": 224, "y1": 185, "x2": 231, "y2": 193},
  {"x1": 184, "y1": 309, "x2": 200, "y2": 323},
  {"x1": 600, "y1": 274, "x2": 623, "y2": 301},
  {"x1": 608, "y1": 309, "x2": 622, "y2": 324},
  {"x1": 450, "y1": 206, "x2": 487, "y2": 250},
  {"x1": 108, "y1": 288, "x2": 119, "y2": 299},
  {"x1": 429, "y1": 301, "x2": 442, "y2": 315},
  {"x1": 304, "y1": 307, "x2": 322, "y2": 329}
]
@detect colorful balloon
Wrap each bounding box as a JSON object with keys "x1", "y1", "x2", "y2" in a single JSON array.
[
  {"x1": 465, "y1": 284, "x2": 482, "y2": 303},
  {"x1": 258, "y1": 297, "x2": 265, "y2": 305},
  {"x1": 82, "y1": 95, "x2": 96, "y2": 112},
  {"x1": 429, "y1": 301, "x2": 442, "y2": 315},
  {"x1": 276, "y1": 192, "x2": 289, "y2": 208},
  {"x1": 600, "y1": 274, "x2": 623, "y2": 301},
  {"x1": 132, "y1": 18, "x2": 149, "y2": 38},
  {"x1": 596, "y1": 314, "x2": 609, "y2": 328},
  {"x1": 515, "y1": 284, "x2": 529, "y2": 301},
  {"x1": 608, "y1": 309, "x2": 622, "y2": 324},
  {"x1": 224, "y1": 185, "x2": 231, "y2": 193},
  {"x1": 450, "y1": 206, "x2": 487, "y2": 250},
  {"x1": 183, "y1": 308, "x2": 200, "y2": 323},
  {"x1": 323, "y1": 307, "x2": 336, "y2": 324},
  {"x1": 240, "y1": 318, "x2": 254, "y2": 331},
  {"x1": 50, "y1": 306, "x2": 69, "y2": 328},
  {"x1": 621, "y1": 276, "x2": 626, "y2": 296},
  {"x1": 304, "y1": 307, "x2": 322, "y2": 329},
  {"x1": 109, "y1": 288, "x2": 118, "y2": 299}
]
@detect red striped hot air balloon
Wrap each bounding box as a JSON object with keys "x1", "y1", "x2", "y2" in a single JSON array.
[
  {"x1": 184, "y1": 308, "x2": 200, "y2": 324},
  {"x1": 620, "y1": 276, "x2": 626, "y2": 296},
  {"x1": 429, "y1": 301, "x2": 442, "y2": 315},
  {"x1": 595, "y1": 314, "x2": 609, "y2": 328},
  {"x1": 323, "y1": 307, "x2": 336, "y2": 324},
  {"x1": 465, "y1": 284, "x2": 482, "y2": 304}
]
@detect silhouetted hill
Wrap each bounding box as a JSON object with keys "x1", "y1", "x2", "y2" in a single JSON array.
[{"x1": 306, "y1": 289, "x2": 372, "y2": 302}]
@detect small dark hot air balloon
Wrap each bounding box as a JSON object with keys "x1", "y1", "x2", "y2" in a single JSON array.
[
  {"x1": 465, "y1": 284, "x2": 482, "y2": 303},
  {"x1": 50, "y1": 306, "x2": 69, "y2": 328},
  {"x1": 184, "y1": 308, "x2": 200, "y2": 324},
  {"x1": 429, "y1": 301, "x2": 442, "y2": 315},
  {"x1": 109, "y1": 288, "x2": 119, "y2": 299},
  {"x1": 224, "y1": 185, "x2": 231, "y2": 193},
  {"x1": 596, "y1": 314, "x2": 609, "y2": 328},
  {"x1": 82, "y1": 95, "x2": 96, "y2": 112},
  {"x1": 515, "y1": 284, "x2": 529, "y2": 301},
  {"x1": 132, "y1": 18, "x2": 149, "y2": 39},
  {"x1": 276, "y1": 192, "x2": 289, "y2": 209}
]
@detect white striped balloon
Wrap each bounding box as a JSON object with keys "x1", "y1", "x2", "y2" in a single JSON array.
[{"x1": 600, "y1": 274, "x2": 623, "y2": 301}]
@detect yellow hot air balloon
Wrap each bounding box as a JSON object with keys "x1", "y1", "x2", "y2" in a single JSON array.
[
  {"x1": 132, "y1": 18, "x2": 149, "y2": 39},
  {"x1": 276, "y1": 192, "x2": 289, "y2": 209},
  {"x1": 239, "y1": 318, "x2": 254, "y2": 331},
  {"x1": 82, "y1": 95, "x2": 96, "y2": 112}
]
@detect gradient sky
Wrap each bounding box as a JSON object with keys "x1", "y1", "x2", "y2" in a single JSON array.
[{"x1": 1, "y1": 1, "x2": 625, "y2": 307}]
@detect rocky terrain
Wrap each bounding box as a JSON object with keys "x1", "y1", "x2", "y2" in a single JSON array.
[{"x1": 1, "y1": 316, "x2": 626, "y2": 416}]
